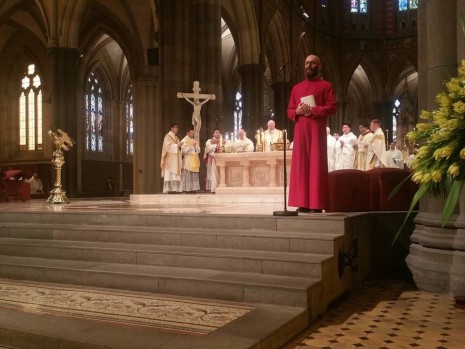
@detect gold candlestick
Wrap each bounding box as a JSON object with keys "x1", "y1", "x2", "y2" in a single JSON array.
[{"x1": 46, "y1": 129, "x2": 74, "y2": 204}]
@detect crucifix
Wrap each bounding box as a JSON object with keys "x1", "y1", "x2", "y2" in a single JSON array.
[{"x1": 177, "y1": 81, "x2": 216, "y2": 142}]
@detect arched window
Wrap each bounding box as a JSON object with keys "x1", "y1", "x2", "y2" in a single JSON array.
[
  {"x1": 234, "y1": 91, "x2": 242, "y2": 140},
  {"x1": 399, "y1": 0, "x2": 418, "y2": 11},
  {"x1": 351, "y1": 0, "x2": 367, "y2": 13},
  {"x1": 392, "y1": 99, "x2": 400, "y2": 143},
  {"x1": 19, "y1": 64, "x2": 42, "y2": 150},
  {"x1": 125, "y1": 85, "x2": 134, "y2": 155},
  {"x1": 85, "y1": 72, "x2": 104, "y2": 152}
]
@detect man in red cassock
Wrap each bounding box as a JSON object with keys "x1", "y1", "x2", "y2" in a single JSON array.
[{"x1": 287, "y1": 54, "x2": 337, "y2": 213}]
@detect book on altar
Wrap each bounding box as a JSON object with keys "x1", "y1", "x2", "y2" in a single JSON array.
[{"x1": 300, "y1": 95, "x2": 316, "y2": 107}]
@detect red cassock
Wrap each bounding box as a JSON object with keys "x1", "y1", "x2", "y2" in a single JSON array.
[{"x1": 287, "y1": 78, "x2": 337, "y2": 210}]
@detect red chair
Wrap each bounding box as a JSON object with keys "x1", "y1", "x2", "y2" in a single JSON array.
[
  {"x1": 1, "y1": 170, "x2": 31, "y2": 202},
  {"x1": 368, "y1": 168, "x2": 417, "y2": 211},
  {"x1": 327, "y1": 169, "x2": 371, "y2": 212}
]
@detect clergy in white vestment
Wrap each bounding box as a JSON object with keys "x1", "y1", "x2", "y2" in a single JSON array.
[
  {"x1": 180, "y1": 128, "x2": 201, "y2": 192},
  {"x1": 26, "y1": 173, "x2": 44, "y2": 194},
  {"x1": 366, "y1": 119, "x2": 388, "y2": 169},
  {"x1": 406, "y1": 146, "x2": 419, "y2": 169},
  {"x1": 386, "y1": 143, "x2": 405, "y2": 169},
  {"x1": 355, "y1": 123, "x2": 374, "y2": 171},
  {"x1": 160, "y1": 123, "x2": 183, "y2": 193},
  {"x1": 335, "y1": 123, "x2": 357, "y2": 170},
  {"x1": 263, "y1": 120, "x2": 283, "y2": 151},
  {"x1": 233, "y1": 128, "x2": 254, "y2": 152},
  {"x1": 326, "y1": 127, "x2": 336, "y2": 172},
  {"x1": 203, "y1": 128, "x2": 223, "y2": 192}
]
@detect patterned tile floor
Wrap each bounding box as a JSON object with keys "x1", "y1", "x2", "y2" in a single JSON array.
[
  {"x1": 284, "y1": 279, "x2": 465, "y2": 349},
  {"x1": 0, "y1": 279, "x2": 253, "y2": 337}
]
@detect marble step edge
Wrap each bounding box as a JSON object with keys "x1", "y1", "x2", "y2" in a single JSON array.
[
  {"x1": 0, "y1": 238, "x2": 334, "y2": 263},
  {"x1": 0, "y1": 259, "x2": 319, "y2": 308},
  {"x1": 0, "y1": 255, "x2": 318, "y2": 292},
  {"x1": 0, "y1": 211, "x2": 347, "y2": 232},
  {"x1": 0, "y1": 222, "x2": 344, "y2": 240},
  {"x1": 0, "y1": 239, "x2": 332, "y2": 278},
  {"x1": 0, "y1": 226, "x2": 343, "y2": 255}
]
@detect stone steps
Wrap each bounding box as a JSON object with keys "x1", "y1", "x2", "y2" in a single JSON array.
[
  {"x1": 0, "y1": 255, "x2": 318, "y2": 307},
  {"x1": 0, "y1": 222, "x2": 343, "y2": 255},
  {"x1": 0, "y1": 211, "x2": 344, "y2": 309},
  {"x1": 0, "y1": 207, "x2": 352, "y2": 348},
  {"x1": 0, "y1": 238, "x2": 332, "y2": 278}
]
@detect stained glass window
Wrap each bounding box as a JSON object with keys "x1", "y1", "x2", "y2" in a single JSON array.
[
  {"x1": 18, "y1": 64, "x2": 42, "y2": 151},
  {"x1": 392, "y1": 99, "x2": 401, "y2": 143},
  {"x1": 351, "y1": 0, "x2": 367, "y2": 13},
  {"x1": 85, "y1": 72, "x2": 104, "y2": 152},
  {"x1": 234, "y1": 91, "x2": 242, "y2": 141},
  {"x1": 126, "y1": 85, "x2": 134, "y2": 155},
  {"x1": 399, "y1": 0, "x2": 417, "y2": 11}
]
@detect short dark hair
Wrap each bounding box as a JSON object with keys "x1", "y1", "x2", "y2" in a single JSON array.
[
  {"x1": 359, "y1": 122, "x2": 370, "y2": 128},
  {"x1": 213, "y1": 128, "x2": 221, "y2": 133},
  {"x1": 186, "y1": 127, "x2": 194, "y2": 133},
  {"x1": 342, "y1": 123, "x2": 352, "y2": 129},
  {"x1": 170, "y1": 123, "x2": 179, "y2": 129}
]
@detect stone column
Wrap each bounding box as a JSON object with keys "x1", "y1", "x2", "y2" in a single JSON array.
[
  {"x1": 159, "y1": 0, "x2": 192, "y2": 132},
  {"x1": 406, "y1": 0, "x2": 465, "y2": 296},
  {"x1": 424, "y1": 0, "x2": 457, "y2": 110},
  {"x1": 193, "y1": 0, "x2": 223, "y2": 139},
  {"x1": 49, "y1": 47, "x2": 79, "y2": 197},
  {"x1": 133, "y1": 77, "x2": 162, "y2": 194},
  {"x1": 238, "y1": 64, "x2": 266, "y2": 137},
  {"x1": 159, "y1": 0, "x2": 223, "y2": 190}
]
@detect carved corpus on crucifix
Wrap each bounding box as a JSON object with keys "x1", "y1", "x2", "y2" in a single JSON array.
[{"x1": 177, "y1": 81, "x2": 216, "y2": 142}]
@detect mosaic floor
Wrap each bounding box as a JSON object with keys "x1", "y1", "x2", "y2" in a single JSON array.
[
  {"x1": 284, "y1": 279, "x2": 465, "y2": 349},
  {"x1": 0, "y1": 279, "x2": 253, "y2": 336}
]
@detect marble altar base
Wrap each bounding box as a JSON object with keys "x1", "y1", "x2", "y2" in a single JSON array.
[{"x1": 212, "y1": 151, "x2": 291, "y2": 195}]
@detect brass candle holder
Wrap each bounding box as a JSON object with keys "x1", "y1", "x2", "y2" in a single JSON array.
[{"x1": 46, "y1": 129, "x2": 74, "y2": 204}]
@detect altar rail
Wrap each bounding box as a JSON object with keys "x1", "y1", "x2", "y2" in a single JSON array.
[{"x1": 211, "y1": 151, "x2": 291, "y2": 194}]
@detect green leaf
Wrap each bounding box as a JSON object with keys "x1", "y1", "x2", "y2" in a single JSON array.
[
  {"x1": 391, "y1": 184, "x2": 428, "y2": 248},
  {"x1": 387, "y1": 173, "x2": 413, "y2": 202},
  {"x1": 441, "y1": 179, "x2": 465, "y2": 226}
]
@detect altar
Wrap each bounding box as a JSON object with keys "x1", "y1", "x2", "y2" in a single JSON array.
[{"x1": 212, "y1": 151, "x2": 292, "y2": 194}]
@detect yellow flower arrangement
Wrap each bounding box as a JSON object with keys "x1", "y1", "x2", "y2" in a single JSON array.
[{"x1": 406, "y1": 59, "x2": 465, "y2": 225}]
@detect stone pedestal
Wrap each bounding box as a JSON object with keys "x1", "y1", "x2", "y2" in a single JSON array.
[{"x1": 406, "y1": 194, "x2": 465, "y2": 296}]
